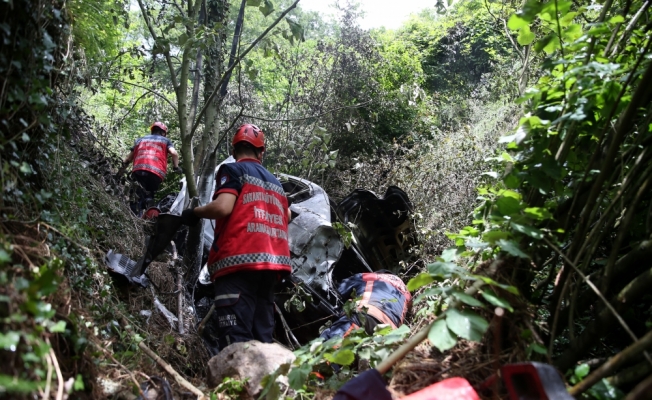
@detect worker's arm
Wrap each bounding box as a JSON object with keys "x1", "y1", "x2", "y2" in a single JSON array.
[
  {"x1": 123, "y1": 150, "x2": 135, "y2": 164},
  {"x1": 287, "y1": 207, "x2": 291, "y2": 222},
  {"x1": 168, "y1": 147, "x2": 180, "y2": 168},
  {"x1": 193, "y1": 193, "x2": 237, "y2": 220}
]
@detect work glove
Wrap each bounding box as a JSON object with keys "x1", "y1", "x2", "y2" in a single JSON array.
[
  {"x1": 180, "y1": 207, "x2": 201, "y2": 227},
  {"x1": 173, "y1": 166, "x2": 183, "y2": 174}
]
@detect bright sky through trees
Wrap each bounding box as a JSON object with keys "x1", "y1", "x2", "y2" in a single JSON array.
[{"x1": 299, "y1": 0, "x2": 436, "y2": 29}]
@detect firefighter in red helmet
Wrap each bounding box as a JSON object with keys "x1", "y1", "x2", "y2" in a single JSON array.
[
  {"x1": 181, "y1": 124, "x2": 291, "y2": 350},
  {"x1": 123, "y1": 122, "x2": 181, "y2": 214}
]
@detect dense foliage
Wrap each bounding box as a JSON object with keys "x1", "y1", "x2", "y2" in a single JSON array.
[{"x1": 3, "y1": 0, "x2": 652, "y2": 397}]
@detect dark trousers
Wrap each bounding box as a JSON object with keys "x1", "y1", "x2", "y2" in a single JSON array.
[
  {"x1": 130, "y1": 170, "x2": 162, "y2": 214},
  {"x1": 210, "y1": 270, "x2": 278, "y2": 350}
]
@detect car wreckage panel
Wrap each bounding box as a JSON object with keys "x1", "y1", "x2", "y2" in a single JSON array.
[{"x1": 336, "y1": 187, "x2": 417, "y2": 274}]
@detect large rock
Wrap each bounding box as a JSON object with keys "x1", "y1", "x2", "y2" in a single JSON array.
[{"x1": 207, "y1": 340, "x2": 296, "y2": 398}]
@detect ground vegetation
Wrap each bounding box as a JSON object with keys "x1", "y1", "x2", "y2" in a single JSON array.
[{"x1": 2, "y1": 0, "x2": 652, "y2": 398}]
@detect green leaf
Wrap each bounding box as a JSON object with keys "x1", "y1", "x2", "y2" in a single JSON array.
[
  {"x1": 0, "y1": 331, "x2": 20, "y2": 350},
  {"x1": 407, "y1": 272, "x2": 434, "y2": 291},
  {"x1": 529, "y1": 342, "x2": 548, "y2": 355},
  {"x1": 481, "y1": 289, "x2": 514, "y2": 312},
  {"x1": 574, "y1": 363, "x2": 590, "y2": 380},
  {"x1": 482, "y1": 230, "x2": 511, "y2": 245},
  {"x1": 535, "y1": 33, "x2": 558, "y2": 53},
  {"x1": 524, "y1": 207, "x2": 552, "y2": 220},
  {"x1": 519, "y1": 0, "x2": 544, "y2": 21},
  {"x1": 497, "y1": 239, "x2": 530, "y2": 259},
  {"x1": 440, "y1": 248, "x2": 459, "y2": 262},
  {"x1": 427, "y1": 262, "x2": 459, "y2": 278},
  {"x1": 586, "y1": 378, "x2": 624, "y2": 400},
  {"x1": 452, "y1": 291, "x2": 484, "y2": 308},
  {"x1": 246, "y1": 0, "x2": 261, "y2": 5},
  {"x1": 0, "y1": 249, "x2": 11, "y2": 265},
  {"x1": 288, "y1": 363, "x2": 311, "y2": 389},
  {"x1": 517, "y1": 25, "x2": 535, "y2": 45},
  {"x1": 507, "y1": 14, "x2": 528, "y2": 31},
  {"x1": 324, "y1": 349, "x2": 355, "y2": 365},
  {"x1": 504, "y1": 174, "x2": 521, "y2": 189},
  {"x1": 73, "y1": 374, "x2": 85, "y2": 391},
  {"x1": 510, "y1": 222, "x2": 543, "y2": 239},
  {"x1": 559, "y1": 11, "x2": 577, "y2": 27},
  {"x1": 49, "y1": 321, "x2": 66, "y2": 333},
  {"x1": 259, "y1": 0, "x2": 274, "y2": 17},
  {"x1": 472, "y1": 275, "x2": 520, "y2": 295},
  {"x1": 178, "y1": 33, "x2": 188, "y2": 46},
  {"x1": 445, "y1": 309, "x2": 489, "y2": 342},
  {"x1": 496, "y1": 196, "x2": 521, "y2": 216},
  {"x1": 563, "y1": 24, "x2": 582, "y2": 41},
  {"x1": 428, "y1": 319, "x2": 457, "y2": 352},
  {"x1": 608, "y1": 15, "x2": 624, "y2": 24},
  {"x1": 285, "y1": 18, "x2": 304, "y2": 42},
  {"x1": 0, "y1": 374, "x2": 43, "y2": 393},
  {"x1": 19, "y1": 162, "x2": 32, "y2": 175}
]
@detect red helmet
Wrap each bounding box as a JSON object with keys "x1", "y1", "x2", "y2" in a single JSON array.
[
  {"x1": 150, "y1": 122, "x2": 168, "y2": 134},
  {"x1": 232, "y1": 124, "x2": 265, "y2": 149}
]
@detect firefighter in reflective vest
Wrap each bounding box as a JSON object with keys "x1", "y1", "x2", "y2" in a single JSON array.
[
  {"x1": 123, "y1": 122, "x2": 181, "y2": 213},
  {"x1": 320, "y1": 272, "x2": 411, "y2": 340},
  {"x1": 180, "y1": 123, "x2": 291, "y2": 349}
]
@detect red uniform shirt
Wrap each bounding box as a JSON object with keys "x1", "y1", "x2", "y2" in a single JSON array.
[
  {"x1": 207, "y1": 159, "x2": 291, "y2": 280},
  {"x1": 132, "y1": 134, "x2": 174, "y2": 179}
]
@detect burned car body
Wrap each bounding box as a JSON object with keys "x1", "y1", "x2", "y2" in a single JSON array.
[{"x1": 106, "y1": 158, "x2": 417, "y2": 349}]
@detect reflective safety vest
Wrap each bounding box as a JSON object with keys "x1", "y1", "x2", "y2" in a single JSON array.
[
  {"x1": 320, "y1": 272, "x2": 412, "y2": 340},
  {"x1": 352, "y1": 273, "x2": 412, "y2": 328},
  {"x1": 207, "y1": 159, "x2": 291, "y2": 280},
  {"x1": 132, "y1": 134, "x2": 172, "y2": 179}
]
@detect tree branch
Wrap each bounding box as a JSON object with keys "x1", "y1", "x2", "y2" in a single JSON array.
[
  {"x1": 543, "y1": 237, "x2": 643, "y2": 348},
  {"x1": 190, "y1": 0, "x2": 301, "y2": 139},
  {"x1": 570, "y1": 329, "x2": 652, "y2": 396},
  {"x1": 241, "y1": 101, "x2": 372, "y2": 123},
  {"x1": 136, "y1": 0, "x2": 181, "y2": 91},
  {"x1": 103, "y1": 78, "x2": 178, "y2": 113}
]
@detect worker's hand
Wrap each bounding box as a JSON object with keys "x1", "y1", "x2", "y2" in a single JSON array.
[
  {"x1": 173, "y1": 166, "x2": 183, "y2": 174},
  {"x1": 180, "y1": 207, "x2": 201, "y2": 227}
]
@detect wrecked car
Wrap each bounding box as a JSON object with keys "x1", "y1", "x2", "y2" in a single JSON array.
[{"x1": 105, "y1": 157, "x2": 417, "y2": 351}]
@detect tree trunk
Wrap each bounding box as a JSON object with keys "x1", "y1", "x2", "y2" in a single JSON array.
[{"x1": 184, "y1": 0, "x2": 231, "y2": 285}]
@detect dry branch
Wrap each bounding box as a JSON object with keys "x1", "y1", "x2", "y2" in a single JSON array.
[
  {"x1": 569, "y1": 329, "x2": 652, "y2": 396},
  {"x1": 607, "y1": 361, "x2": 652, "y2": 387},
  {"x1": 624, "y1": 373, "x2": 652, "y2": 400},
  {"x1": 138, "y1": 341, "x2": 208, "y2": 400}
]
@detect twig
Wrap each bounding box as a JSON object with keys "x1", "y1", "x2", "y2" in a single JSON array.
[
  {"x1": 570, "y1": 329, "x2": 652, "y2": 396},
  {"x1": 91, "y1": 342, "x2": 145, "y2": 399},
  {"x1": 42, "y1": 348, "x2": 53, "y2": 400},
  {"x1": 46, "y1": 339, "x2": 64, "y2": 400},
  {"x1": 137, "y1": 340, "x2": 208, "y2": 399},
  {"x1": 543, "y1": 237, "x2": 652, "y2": 367},
  {"x1": 170, "y1": 241, "x2": 184, "y2": 335},
  {"x1": 197, "y1": 304, "x2": 215, "y2": 335},
  {"x1": 240, "y1": 101, "x2": 372, "y2": 123},
  {"x1": 102, "y1": 78, "x2": 179, "y2": 113},
  {"x1": 38, "y1": 222, "x2": 91, "y2": 253},
  {"x1": 94, "y1": 343, "x2": 146, "y2": 398}
]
